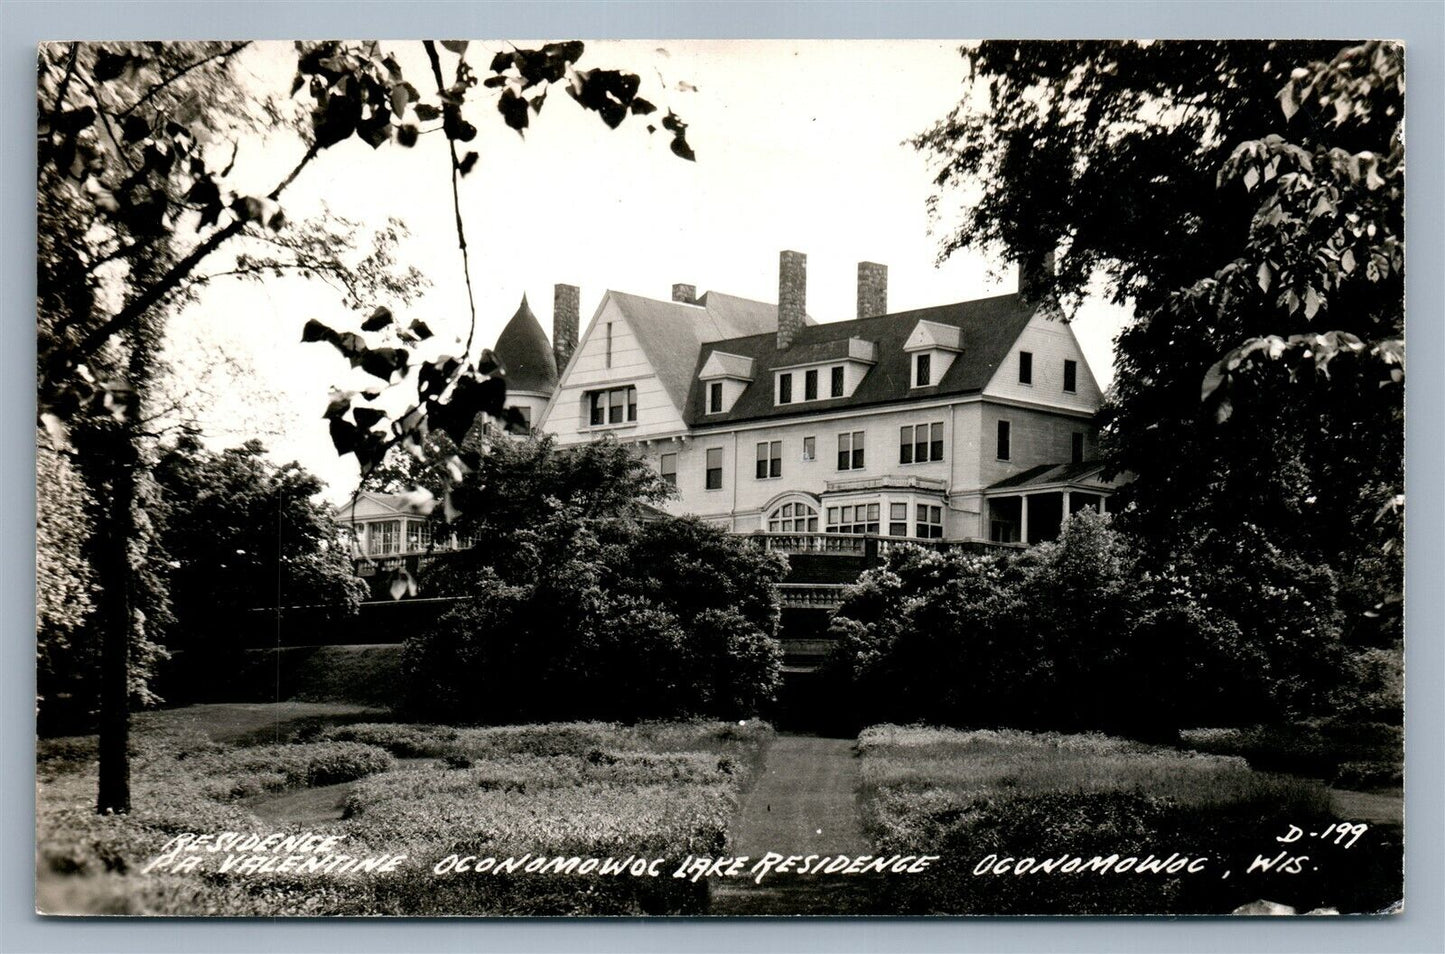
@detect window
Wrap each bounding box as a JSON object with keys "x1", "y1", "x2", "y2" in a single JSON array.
[
  {"x1": 588, "y1": 386, "x2": 637, "y2": 427},
  {"x1": 369, "y1": 520, "x2": 401, "y2": 556},
  {"x1": 768, "y1": 501, "x2": 818, "y2": 533},
  {"x1": 804, "y1": 368, "x2": 818, "y2": 401},
  {"x1": 605, "y1": 322, "x2": 613, "y2": 368},
  {"x1": 830, "y1": 365, "x2": 844, "y2": 397},
  {"x1": 516, "y1": 406, "x2": 531, "y2": 426},
  {"x1": 755, "y1": 440, "x2": 782, "y2": 479},
  {"x1": 900, "y1": 422, "x2": 946, "y2": 464},
  {"x1": 997, "y1": 420, "x2": 1011, "y2": 460},
  {"x1": 405, "y1": 519, "x2": 433, "y2": 553},
  {"x1": 837, "y1": 430, "x2": 865, "y2": 470},
  {"x1": 915, "y1": 504, "x2": 944, "y2": 539},
  {"x1": 826, "y1": 503, "x2": 880, "y2": 534},
  {"x1": 705, "y1": 447, "x2": 723, "y2": 490},
  {"x1": 1071, "y1": 432, "x2": 1085, "y2": 464},
  {"x1": 1019, "y1": 351, "x2": 1033, "y2": 385},
  {"x1": 778, "y1": 372, "x2": 793, "y2": 404},
  {"x1": 660, "y1": 452, "x2": 677, "y2": 487},
  {"x1": 915, "y1": 352, "x2": 932, "y2": 387},
  {"x1": 1064, "y1": 359, "x2": 1078, "y2": 393},
  {"x1": 802, "y1": 436, "x2": 816, "y2": 462},
  {"x1": 889, "y1": 502, "x2": 908, "y2": 537},
  {"x1": 708, "y1": 381, "x2": 723, "y2": 414}
]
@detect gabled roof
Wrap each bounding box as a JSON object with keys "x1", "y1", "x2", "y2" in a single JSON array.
[
  {"x1": 607, "y1": 290, "x2": 812, "y2": 409},
  {"x1": 333, "y1": 491, "x2": 429, "y2": 520},
  {"x1": 684, "y1": 293, "x2": 1039, "y2": 426},
  {"x1": 987, "y1": 461, "x2": 1111, "y2": 491},
  {"x1": 493, "y1": 295, "x2": 558, "y2": 395}
]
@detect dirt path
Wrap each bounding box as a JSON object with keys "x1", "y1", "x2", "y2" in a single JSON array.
[
  {"x1": 246, "y1": 757, "x2": 433, "y2": 826},
  {"x1": 710, "y1": 734, "x2": 885, "y2": 915}
]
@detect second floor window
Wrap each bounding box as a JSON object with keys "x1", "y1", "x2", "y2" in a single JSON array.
[
  {"x1": 805, "y1": 368, "x2": 818, "y2": 400},
  {"x1": 589, "y1": 386, "x2": 638, "y2": 426},
  {"x1": 915, "y1": 352, "x2": 932, "y2": 387},
  {"x1": 660, "y1": 452, "x2": 677, "y2": 487},
  {"x1": 837, "y1": 430, "x2": 865, "y2": 470},
  {"x1": 997, "y1": 420, "x2": 1011, "y2": 461},
  {"x1": 1064, "y1": 359, "x2": 1078, "y2": 393},
  {"x1": 802, "y1": 436, "x2": 816, "y2": 461},
  {"x1": 900, "y1": 422, "x2": 945, "y2": 464},
  {"x1": 778, "y1": 373, "x2": 793, "y2": 404},
  {"x1": 1072, "y1": 432, "x2": 1085, "y2": 464},
  {"x1": 755, "y1": 440, "x2": 782, "y2": 479},
  {"x1": 830, "y1": 365, "x2": 844, "y2": 397},
  {"x1": 705, "y1": 447, "x2": 723, "y2": 490},
  {"x1": 1019, "y1": 351, "x2": 1033, "y2": 385},
  {"x1": 708, "y1": 381, "x2": 723, "y2": 414}
]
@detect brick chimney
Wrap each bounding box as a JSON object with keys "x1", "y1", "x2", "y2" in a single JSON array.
[
  {"x1": 857, "y1": 261, "x2": 888, "y2": 319},
  {"x1": 552, "y1": 283, "x2": 579, "y2": 372},
  {"x1": 1018, "y1": 251, "x2": 1057, "y2": 303},
  {"x1": 672, "y1": 283, "x2": 697, "y2": 304},
  {"x1": 777, "y1": 250, "x2": 806, "y2": 350}
]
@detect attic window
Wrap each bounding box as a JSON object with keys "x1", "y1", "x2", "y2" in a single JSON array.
[
  {"x1": 708, "y1": 381, "x2": 724, "y2": 414},
  {"x1": 1019, "y1": 351, "x2": 1033, "y2": 385},
  {"x1": 1064, "y1": 359, "x2": 1078, "y2": 393},
  {"x1": 915, "y1": 353, "x2": 931, "y2": 387}
]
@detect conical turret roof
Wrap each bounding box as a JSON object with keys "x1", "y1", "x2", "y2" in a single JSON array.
[{"x1": 492, "y1": 294, "x2": 558, "y2": 395}]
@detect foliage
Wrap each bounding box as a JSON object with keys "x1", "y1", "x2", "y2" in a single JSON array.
[
  {"x1": 37, "y1": 38, "x2": 695, "y2": 811},
  {"x1": 1179, "y1": 719, "x2": 1402, "y2": 786},
  {"x1": 915, "y1": 39, "x2": 1403, "y2": 636},
  {"x1": 151, "y1": 434, "x2": 367, "y2": 663},
  {"x1": 402, "y1": 438, "x2": 785, "y2": 723},
  {"x1": 856, "y1": 725, "x2": 1398, "y2": 915},
  {"x1": 825, "y1": 511, "x2": 1349, "y2": 733}
]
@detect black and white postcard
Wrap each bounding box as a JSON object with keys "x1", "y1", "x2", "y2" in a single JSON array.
[{"x1": 35, "y1": 38, "x2": 1404, "y2": 918}]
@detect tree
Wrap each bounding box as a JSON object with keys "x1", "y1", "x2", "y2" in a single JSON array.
[
  {"x1": 914, "y1": 40, "x2": 1403, "y2": 638},
  {"x1": 403, "y1": 439, "x2": 786, "y2": 723},
  {"x1": 37, "y1": 39, "x2": 695, "y2": 812},
  {"x1": 152, "y1": 434, "x2": 367, "y2": 666}
]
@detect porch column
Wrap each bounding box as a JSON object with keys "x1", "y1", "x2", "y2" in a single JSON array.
[
  {"x1": 1019, "y1": 494, "x2": 1030, "y2": 545},
  {"x1": 1062, "y1": 490, "x2": 1071, "y2": 520}
]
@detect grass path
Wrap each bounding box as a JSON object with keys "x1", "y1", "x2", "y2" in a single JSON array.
[{"x1": 710, "y1": 734, "x2": 886, "y2": 915}]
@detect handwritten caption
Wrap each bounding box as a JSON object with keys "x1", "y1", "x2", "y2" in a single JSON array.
[{"x1": 140, "y1": 822, "x2": 1370, "y2": 883}]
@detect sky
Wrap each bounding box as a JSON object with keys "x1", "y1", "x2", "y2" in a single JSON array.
[{"x1": 161, "y1": 40, "x2": 1131, "y2": 499}]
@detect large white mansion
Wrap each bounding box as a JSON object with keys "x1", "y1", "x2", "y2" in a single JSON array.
[{"x1": 341, "y1": 251, "x2": 1118, "y2": 565}]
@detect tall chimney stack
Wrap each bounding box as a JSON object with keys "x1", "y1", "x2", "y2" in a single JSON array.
[
  {"x1": 553, "y1": 283, "x2": 579, "y2": 372},
  {"x1": 672, "y1": 283, "x2": 697, "y2": 304},
  {"x1": 777, "y1": 250, "x2": 806, "y2": 350},
  {"x1": 857, "y1": 261, "x2": 888, "y2": 319},
  {"x1": 1018, "y1": 250, "x2": 1057, "y2": 303}
]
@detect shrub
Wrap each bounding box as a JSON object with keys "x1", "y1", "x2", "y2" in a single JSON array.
[{"x1": 319, "y1": 723, "x2": 461, "y2": 758}]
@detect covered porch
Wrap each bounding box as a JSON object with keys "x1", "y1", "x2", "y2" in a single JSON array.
[{"x1": 984, "y1": 462, "x2": 1117, "y2": 545}]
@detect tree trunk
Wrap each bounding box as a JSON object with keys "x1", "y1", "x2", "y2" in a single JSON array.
[{"x1": 91, "y1": 431, "x2": 138, "y2": 815}]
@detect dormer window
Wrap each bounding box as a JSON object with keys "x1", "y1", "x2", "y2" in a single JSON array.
[
  {"x1": 778, "y1": 373, "x2": 793, "y2": 404},
  {"x1": 831, "y1": 366, "x2": 844, "y2": 397},
  {"x1": 698, "y1": 350, "x2": 755, "y2": 415},
  {"x1": 904, "y1": 319, "x2": 962, "y2": 389},
  {"x1": 805, "y1": 368, "x2": 818, "y2": 400}
]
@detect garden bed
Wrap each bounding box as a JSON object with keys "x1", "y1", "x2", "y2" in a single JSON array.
[
  {"x1": 855, "y1": 725, "x2": 1402, "y2": 915},
  {"x1": 36, "y1": 707, "x2": 772, "y2": 916}
]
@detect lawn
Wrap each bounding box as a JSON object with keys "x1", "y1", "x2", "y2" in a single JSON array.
[
  {"x1": 855, "y1": 725, "x2": 1403, "y2": 915},
  {"x1": 36, "y1": 707, "x2": 773, "y2": 916}
]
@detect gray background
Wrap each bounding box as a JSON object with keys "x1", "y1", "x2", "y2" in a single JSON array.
[{"x1": 3, "y1": 2, "x2": 1440, "y2": 952}]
